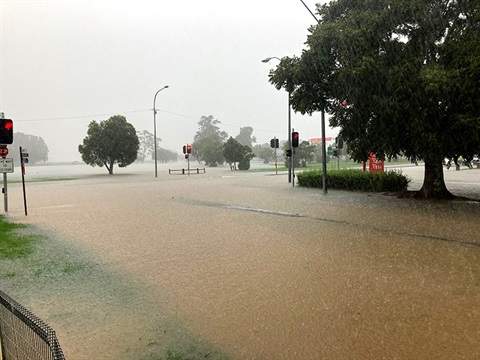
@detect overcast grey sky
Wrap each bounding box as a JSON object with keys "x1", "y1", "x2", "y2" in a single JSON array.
[{"x1": 1, "y1": 0, "x2": 334, "y2": 162}]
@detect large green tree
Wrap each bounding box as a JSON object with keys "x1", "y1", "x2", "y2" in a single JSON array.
[
  {"x1": 136, "y1": 130, "x2": 155, "y2": 162},
  {"x1": 269, "y1": 0, "x2": 480, "y2": 199},
  {"x1": 192, "y1": 115, "x2": 228, "y2": 166},
  {"x1": 78, "y1": 115, "x2": 139, "y2": 175},
  {"x1": 223, "y1": 137, "x2": 255, "y2": 170},
  {"x1": 235, "y1": 126, "x2": 257, "y2": 148}
]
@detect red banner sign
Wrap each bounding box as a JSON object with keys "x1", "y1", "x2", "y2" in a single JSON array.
[{"x1": 369, "y1": 153, "x2": 384, "y2": 173}]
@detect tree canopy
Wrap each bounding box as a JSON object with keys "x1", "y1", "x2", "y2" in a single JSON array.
[
  {"x1": 136, "y1": 130, "x2": 155, "y2": 162},
  {"x1": 192, "y1": 115, "x2": 227, "y2": 166},
  {"x1": 235, "y1": 126, "x2": 257, "y2": 148},
  {"x1": 223, "y1": 137, "x2": 255, "y2": 170},
  {"x1": 78, "y1": 115, "x2": 139, "y2": 174},
  {"x1": 269, "y1": 0, "x2": 480, "y2": 199},
  {"x1": 11, "y1": 133, "x2": 49, "y2": 164}
]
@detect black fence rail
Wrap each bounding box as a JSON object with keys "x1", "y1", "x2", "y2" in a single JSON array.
[
  {"x1": 0, "y1": 290, "x2": 65, "y2": 360},
  {"x1": 169, "y1": 168, "x2": 206, "y2": 175}
]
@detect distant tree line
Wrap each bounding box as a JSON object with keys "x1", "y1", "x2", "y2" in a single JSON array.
[
  {"x1": 77, "y1": 113, "x2": 325, "y2": 175},
  {"x1": 11, "y1": 133, "x2": 49, "y2": 164}
]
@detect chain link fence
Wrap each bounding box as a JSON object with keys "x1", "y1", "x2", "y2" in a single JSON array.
[{"x1": 0, "y1": 290, "x2": 65, "y2": 360}]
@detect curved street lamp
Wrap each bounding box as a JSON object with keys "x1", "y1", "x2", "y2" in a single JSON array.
[
  {"x1": 153, "y1": 85, "x2": 169, "y2": 177},
  {"x1": 262, "y1": 57, "x2": 292, "y2": 184}
]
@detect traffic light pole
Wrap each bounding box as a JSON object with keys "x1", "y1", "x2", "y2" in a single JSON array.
[
  {"x1": 2, "y1": 171, "x2": 7, "y2": 212},
  {"x1": 288, "y1": 92, "x2": 292, "y2": 183},
  {"x1": 292, "y1": 128, "x2": 295, "y2": 187},
  {"x1": 0, "y1": 112, "x2": 7, "y2": 212}
]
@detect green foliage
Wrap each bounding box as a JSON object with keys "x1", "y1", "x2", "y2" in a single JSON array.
[
  {"x1": 192, "y1": 115, "x2": 227, "y2": 166},
  {"x1": 253, "y1": 143, "x2": 276, "y2": 164},
  {"x1": 235, "y1": 126, "x2": 256, "y2": 148},
  {"x1": 223, "y1": 137, "x2": 254, "y2": 170},
  {"x1": 268, "y1": 0, "x2": 480, "y2": 198},
  {"x1": 11, "y1": 132, "x2": 49, "y2": 164},
  {"x1": 156, "y1": 148, "x2": 178, "y2": 163},
  {"x1": 0, "y1": 216, "x2": 34, "y2": 259},
  {"x1": 294, "y1": 140, "x2": 316, "y2": 167},
  {"x1": 137, "y1": 130, "x2": 155, "y2": 162},
  {"x1": 78, "y1": 115, "x2": 139, "y2": 174},
  {"x1": 297, "y1": 169, "x2": 410, "y2": 192}
]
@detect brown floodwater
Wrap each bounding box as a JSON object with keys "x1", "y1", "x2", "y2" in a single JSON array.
[{"x1": 2, "y1": 165, "x2": 480, "y2": 359}]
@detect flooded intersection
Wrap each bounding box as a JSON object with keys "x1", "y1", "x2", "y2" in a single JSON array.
[{"x1": 3, "y1": 165, "x2": 480, "y2": 359}]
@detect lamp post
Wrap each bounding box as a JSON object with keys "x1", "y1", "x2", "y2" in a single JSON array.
[
  {"x1": 298, "y1": 0, "x2": 327, "y2": 193},
  {"x1": 153, "y1": 85, "x2": 169, "y2": 178},
  {"x1": 262, "y1": 57, "x2": 292, "y2": 183}
]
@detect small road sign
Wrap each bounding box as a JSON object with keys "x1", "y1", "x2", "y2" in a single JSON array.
[
  {"x1": 0, "y1": 146, "x2": 8, "y2": 157},
  {"x1": 0, "y1": 158, "x2": 14, "y2": 173}
]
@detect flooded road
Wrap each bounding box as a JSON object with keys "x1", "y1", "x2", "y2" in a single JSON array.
[{"x1": 2, "y1": 163, "x2": 480, "y2": 359}]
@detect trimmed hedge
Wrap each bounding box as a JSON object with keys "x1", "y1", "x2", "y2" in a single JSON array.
[{"x1": 297, "y1": 169, "x2": 410, "y2": 192}]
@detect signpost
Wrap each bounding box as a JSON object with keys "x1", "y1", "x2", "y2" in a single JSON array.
[{"x1": 20, "y1": 147, "x2": 28, "y2": 215}]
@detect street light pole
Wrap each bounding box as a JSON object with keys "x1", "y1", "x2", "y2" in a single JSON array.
[
  {"x1": 153, "y1": 85, "x2": 169, "y2": 178},
  {"x1": 262, "y1": 56, "x2": 292, "y2": 183},
  {"x1": 297, "y1": 0, "x2": 327, "y2": 193}
]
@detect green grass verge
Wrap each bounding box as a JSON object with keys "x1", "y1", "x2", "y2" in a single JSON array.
[
  {"x1": 0, "y1": 216, "x2": 35, "y2": 259},
  {"x1": 297, "y1": 168, "x2": 411, "y2": 192}
]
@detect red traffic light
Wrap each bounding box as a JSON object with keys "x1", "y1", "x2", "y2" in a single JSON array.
[
  {"x1": 186, "y1": 145, "x2": 192, "y2": 154},
  {"x1": 292, "y1": 131, "x2": 299, "y2": 147},
  {"x1": 0, "y1": 119, "x2": 13, "y2": 144}
]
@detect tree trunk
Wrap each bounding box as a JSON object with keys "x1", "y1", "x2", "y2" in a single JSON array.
[
  {"x1": 415, "y1": 157, "x2": 454, "y2": 199},
  {"x1": 105, "y1": 161, "x2": 114, "y2": 175}
]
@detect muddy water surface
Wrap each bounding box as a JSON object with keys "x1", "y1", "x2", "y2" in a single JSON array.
[{"x1": 3, "y1": 165, "x2": 480, "y2": 359}]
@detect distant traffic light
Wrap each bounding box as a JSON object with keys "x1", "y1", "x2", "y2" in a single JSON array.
[
  {"x1": 270, "y1": 138, "x2": 279, "y2": 149},
  {"x1": 185, "y1": 154, "x2": 189, "y2": 159},
  {"x1": 186, "y1": 144, "x2": 192, "y2": 154},
  {"x1": 285, "y1": 149, "x2": 292, "y2": 157},
  {"x1": 0, "y1": 119, "x2": 13, "y2": 145},
  {"x1": 183, "y1": 145, "x2": 187, "y2": 154},
  {"x1": 292, "y1": 132, "x2": 299, "y2": 148}
]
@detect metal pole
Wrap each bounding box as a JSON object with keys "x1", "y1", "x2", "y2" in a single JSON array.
[
  {"x1": 321, "y1": 110, "x2": 327, "y2": 194},
  {"x1": 153, "y1": 108, "x2": 158, "y2": 177},
  {"x1": 1, "y1": 112, "x2": 7, "y2": 212},
  {"x1": 153, "y1": 86, "x2": 169, "y2": 178},
  {"x1": 292, "y1": 128, "x2": 295, "y2": 187},
  {"x1": 274, "y1": 137, "x2": 278, "y2": 175},
  {"x1": 3, "y1": 173, "x2": 7, "y2": 212},
  {"x1": 288, "y1": 91, "x2": 292, "y2": 183},
  {"x1": 297, "y1": 0, "x2": 328, "y2": 194}
]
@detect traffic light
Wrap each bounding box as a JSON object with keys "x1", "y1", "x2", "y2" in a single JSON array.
[
  {"x1": 336, "y1": 136, "x2": 344, "y2": 149},
  {"x1": 183, "y1": 145, "x2": 187, "y2": 154},
  {"x1": 185, "y1": 154, "x2": 189, "y2": 159},
  {"x1": 0, "y1": 119, "x2": 13, "y2": 145},
  {"x1": 186, "y1": 145, "x2": 192, "y2": 154},
  {"x1": 275, "y1": 138, "x2": 279, "y2": 148},
  {"x1": 292, "y1": 132, "x2": 299, "y2": 148},
  {"x1": 270, "y1": 139, "x2": 275, "y2": 148},
  {"x1": 285, "y1": 149, "x2": 292, "y2": 157}
]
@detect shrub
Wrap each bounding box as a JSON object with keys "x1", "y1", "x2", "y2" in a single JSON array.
[
  {"x1": 238, "y1": 159, "x2": 251, "y2": 170},
  {"x1": 297, "y1": 169, "x2": 410, "y2": 192}
]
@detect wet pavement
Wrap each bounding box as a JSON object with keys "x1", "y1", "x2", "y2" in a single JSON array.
[{"x1": 2, "y1": 162, "x2": 479, "y2": 359}]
